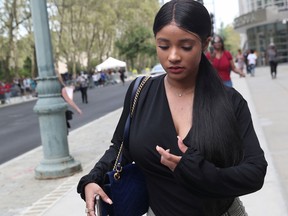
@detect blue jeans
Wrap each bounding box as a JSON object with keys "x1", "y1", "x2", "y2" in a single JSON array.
[
  {"x1": 249, "y1": 64, "x2": 256, "y2": 76},
  {"x1": 223, "y1": 80, "x2": 233, "y2": 88}
]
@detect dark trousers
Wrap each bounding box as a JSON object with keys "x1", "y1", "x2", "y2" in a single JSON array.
[
  {"x1": 80, "y1": 87, "x2": 88, "y2": 103},
  {"x1": 269, "y1": 61, "x2": 278, "y2": 77}
]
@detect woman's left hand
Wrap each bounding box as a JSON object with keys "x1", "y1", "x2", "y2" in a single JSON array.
[
  {"x1": 239, "y1": 71, "x2": 246, "y2": 77},
  {"x1": 236, "y1": 68, "x2": 246, "y2": 77},
  {"x1": 156, "y1": 136, "x2": 188, "y2": 171}
]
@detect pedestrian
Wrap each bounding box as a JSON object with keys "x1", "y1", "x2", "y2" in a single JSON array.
[
  {"x1": 266, "y1": 43, "x2": 278, "y2": 79},
  {"x1": 77, "y1": 71, "x2": 89, "y2": 104},
  {"x1": 30, "y1": 79, "x2": 37, "y2": 97},
  {"x1": 243, "y1": 49, "x2": 250, "y2": 74},
  {"x1": 17, "y1": 77, "x2": 25, "y2": 96},
  {"x1": 77, "y1": 1, "x2": 267, "y2": 216},
  {"x1": 247, "y1": 49, "x2": 257, "y2": 77},
  {"x1": 58, "y1": 74, "x2": 82, "y2": 134},
  {"x1": 236, "y1": 49, "x2": 245, "y2": 77},
  {"x1": 206, "y1": 35, "x2": 245, "y2": 87},
  {"x1": 119, "y1": 68, "x2": 125, "y2": 85},
  {"x1": 100, "y1": 71, "x2": 106, "y2": 86},
  {"x1": 92, "y1": 72, "x2": 101, "y2": 87},
  {"x1": 0, "y1": 81, "x2": 6, "y2": 104},
  {"x1": 4, "y1": 81, "x2": 12, "y2": 104},
  {"x1": 23, "y1": 77, "x2": 31, "y2": 96}
]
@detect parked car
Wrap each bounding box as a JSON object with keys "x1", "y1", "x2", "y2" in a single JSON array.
[{"x1": 150, "y1": 63, "x2": 166, "y2": 77}]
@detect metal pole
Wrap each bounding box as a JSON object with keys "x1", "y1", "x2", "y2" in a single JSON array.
[{"x1": 30, "y1": 0, "x2": 81, "y2": 179}]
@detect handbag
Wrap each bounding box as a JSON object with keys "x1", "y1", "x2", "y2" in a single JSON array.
[
  {"x1": 99, "y1": 76, "x2": 150, "y2": 216},
  {"x1": 65, "y1": 110, "x2": 74, "y2": 120},
  {"x1": 221, "y1": 197, "x2": 247, "y2": 216}
]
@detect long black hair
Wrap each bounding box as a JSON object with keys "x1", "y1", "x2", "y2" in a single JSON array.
[{"x1": 153, "y1": 0, "x2": 243, "y2": 168}]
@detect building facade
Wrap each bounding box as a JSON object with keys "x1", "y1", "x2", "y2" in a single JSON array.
[{"x1": 234, "y1": 0, "x2": 288, "y2": 65}]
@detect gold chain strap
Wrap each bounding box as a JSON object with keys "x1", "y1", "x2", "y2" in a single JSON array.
[
  {"x1": 131, "y1": 76, "x2": 150, "y2": 117},
  {"x1": 113, "y1": 76, "x2": 150, "y2": 180},
  {"x1": 113, "y1": 143, "x2": 123, "y2": 180}
]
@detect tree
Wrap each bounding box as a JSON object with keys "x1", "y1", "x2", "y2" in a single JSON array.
[
  {"x1": 0, "y1": 0, "x2": 31, "y2": 81},
  {"x1": 115, "y1": 25, "x2": 156, "y2": 71},
  {"x1": 113, "y1": 0, "x2": 159, "y2": 71},
  {"x1": 218, "y1": 24, "x2": 241, "y2": 57},
  {"x1": 49, "y1": 0, "x2": 118, "y2": 76},
  {"x1": 0, "y1": 0, "x2": 161, "y2": 80}
]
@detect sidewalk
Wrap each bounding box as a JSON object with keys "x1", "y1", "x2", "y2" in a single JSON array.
[
  {"x1": 232, "y1": 64, "x2": 288, "y2": 215},
  {"x1": 0, "y1": 94, "x2": 37, "y2": 108},
  {"x1": 0, "y1": 65, "x2": 288, "y2": 216}
]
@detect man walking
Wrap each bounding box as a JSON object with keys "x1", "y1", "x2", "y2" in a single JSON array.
[
  {"x1": 77, "y1": 72, "x2": 89, "y2": 104},
  {"x1": 247, "y1": 49, "x2": 257, "y2": 77}
]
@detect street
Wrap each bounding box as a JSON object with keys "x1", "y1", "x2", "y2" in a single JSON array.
[{"x1": 0, "y1": 81, "x2": 131, "y2": 164}]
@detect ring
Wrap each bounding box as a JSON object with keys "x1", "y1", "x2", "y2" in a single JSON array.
[{"x1": 85, "y1": 208, "x2": 94, "y2": 213}]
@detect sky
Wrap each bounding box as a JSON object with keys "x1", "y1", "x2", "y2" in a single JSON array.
[
  {"x1": 204, "y1": 0, "x2": 239, "y2": 30},
  {"x1": 163, "y1": 0, "x2": 239, "y2": 31}
]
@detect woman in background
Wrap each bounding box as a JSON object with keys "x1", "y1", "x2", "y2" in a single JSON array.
[
  {"x1": 58, "y1": 72, "x2": 82, "y2": 133},
  {"x1": 236, "y1": 49, "x2": 245, "y2": 76},
  {"x1": 206, "y1": 35, "x2": 245, "y2": 87}
]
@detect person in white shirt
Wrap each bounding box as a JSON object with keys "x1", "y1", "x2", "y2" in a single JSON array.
[
  {"x1": 92, "y1": 72, "x2": 101, "y2": 87},
  {"x1": 23, "y1": 77, "x2": 31, "y2": 95},
  {"x1": 247, "y1": 49, "x2": 257, "y2": 77}
]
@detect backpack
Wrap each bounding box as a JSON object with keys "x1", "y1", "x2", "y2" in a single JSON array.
[{"x1": 79, "y1": 77, "x2": 88, "y2": 88}]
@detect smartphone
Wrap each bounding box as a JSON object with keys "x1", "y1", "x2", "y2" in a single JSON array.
[{"x1": 94, "y1": 195, "x2": 102, "y2": 216}]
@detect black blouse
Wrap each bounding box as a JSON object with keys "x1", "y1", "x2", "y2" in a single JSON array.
[{"x1": 77, "y1": 75, "x2": 267, "y2": 216}]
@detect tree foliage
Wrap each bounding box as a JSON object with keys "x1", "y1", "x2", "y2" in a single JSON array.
[
  {"x1": 218, "y1": 24, "x2": 241, "y2": 57},
  {"x1": 0, "y1": 0, "x2": 31, "y2": 81},
  {"x1": 115, "y1": 25, "x2": 155, "y2": 70},
  {"x1": 0, "y1": 0, "x2": 161, "y2": 80}
]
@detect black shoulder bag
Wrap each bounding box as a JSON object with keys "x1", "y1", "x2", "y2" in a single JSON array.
[{"x1": 98, "y1": 76, "x2": 150, "y2": 216}]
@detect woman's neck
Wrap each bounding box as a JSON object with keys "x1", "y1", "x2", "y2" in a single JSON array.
[{"x1": 165, "y1": 76, "x2": 196, "y2": 97}]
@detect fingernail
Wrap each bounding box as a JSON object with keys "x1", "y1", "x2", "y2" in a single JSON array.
[
  {"x1": 166, "y1": 149, "x2": 170, "y2": 152},
  {"x1": 107, "y1": 198, "x2": 113, "y2": 204}
]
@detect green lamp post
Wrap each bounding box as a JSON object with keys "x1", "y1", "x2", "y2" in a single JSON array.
[{"x1": 30, "y1": 0, "x2": 82, "y2": 179}]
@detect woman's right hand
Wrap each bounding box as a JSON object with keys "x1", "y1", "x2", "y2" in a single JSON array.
[
  {"x1": 77, "y1": 107, "x2": 83, "y2": 115},
  {"x1": 84, "y1": 182, "x2": 113, "y2": 216}
]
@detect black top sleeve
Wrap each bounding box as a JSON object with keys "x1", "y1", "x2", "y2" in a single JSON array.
[{"x1": 173, "y1": 88, "x2": 268, "y2": 198}]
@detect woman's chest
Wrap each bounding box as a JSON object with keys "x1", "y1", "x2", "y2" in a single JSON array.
[
  {"x1": 167, "y1": 95, "x2": 193, "y2": 139},
  {"x1": 130, "y1": 85, "x2": 193, "y2": 155}
]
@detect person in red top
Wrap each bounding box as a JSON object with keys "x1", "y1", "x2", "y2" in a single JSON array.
[
  {"x1": 4, "y1": 82, "x2": 12, "y2": 104},
  {"x1": 206, "y1": 35, "x2": 245, "y2": 87},
  {"x1": 0, "y1": 81, "x2": 6, "y2": 104}
]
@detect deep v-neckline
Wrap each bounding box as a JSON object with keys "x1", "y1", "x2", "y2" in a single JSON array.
[{"x1": 161, "y1": 77, "x2": 193, "y2": 141}]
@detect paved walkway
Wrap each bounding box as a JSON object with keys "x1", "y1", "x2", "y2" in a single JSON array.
[
  {"x1": 0, "y1": 64, "x2": 288, "y2": 216},
  {"x1": 0, "y1": 94, "x2": 37, "y2": 107}
]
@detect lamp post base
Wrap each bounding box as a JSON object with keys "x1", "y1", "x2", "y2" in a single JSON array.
[{"x1": 35, "y1": 156, "x2": 82, "y2": 179}]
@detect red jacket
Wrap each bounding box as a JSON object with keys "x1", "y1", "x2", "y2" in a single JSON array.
[
  {"x1": 0, "y1": 85, "x2": 5, "y2": 95},
  {"x1": 4, "y1": 83, "x2": 12, "y2": 93}
]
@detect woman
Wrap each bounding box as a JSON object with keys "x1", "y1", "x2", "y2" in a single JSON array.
[
  {"x1": 77, "y1": 1, "x2": 267, "y2": 215},
  {"x1": 236, "y1": 49, "x2": 245, "y2": 76},
  {"x1": 266, "y1": 44, "x2": 278, "y2": 79},
  {"x1": 206, "y1": 35, "x2": 245, "y2": 87},
  {"x1": 58, "y1": 74, "x2": 82, "y2": 132}
]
